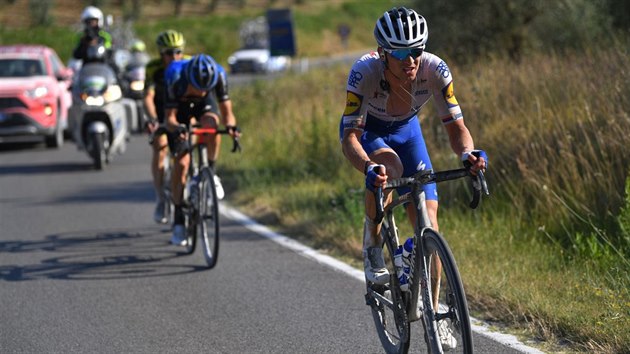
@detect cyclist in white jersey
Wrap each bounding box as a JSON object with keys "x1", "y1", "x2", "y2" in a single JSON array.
[{"x1": 340, "y1": 7, "x2": 488, "y2": 286}]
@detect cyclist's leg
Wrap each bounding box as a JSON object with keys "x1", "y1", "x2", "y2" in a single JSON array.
[
  {"x1": 151, "y1": 133, "x2": 170, "y2": 223},
  {"x1": 168, "y1": 107, "x2": 192, "y2": 244},
  {"x1": 199, "y1": 112, "x2": 221, "y2": 164},
  {"x1": 396, "y1": 117, "x2": 438, "y2": 225},
  {"x1": 195, "y1": 97, "x2": 224, "y2": 199},
  {"x1": 152, "y1": 134, "x2": 169, "y2": 193},
  {"x1": 361, "y1": 130, "x2": 405, "y2": 242},
  {"x1": 194, "y1": 93, "x2": 221, "y2": 165},
  {"x1": 393, "y1": 116, "x2": 443, "y2": 308},
  {"x1": 360, "y1": 129, "x2": 404, "y2": 284}
]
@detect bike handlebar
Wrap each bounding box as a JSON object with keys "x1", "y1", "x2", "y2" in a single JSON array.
[
  {"x1": 374, "y1": 167, "x2": 489, "y2": 223},
  {"x1": 149, "y1": 123, "x2": 242, "y2": 153},
  {"x1": 189, "y1": 123, "x2": 241, "y2": 153}
]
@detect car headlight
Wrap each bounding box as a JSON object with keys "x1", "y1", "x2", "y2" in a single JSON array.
[
  {"x1": 227, "y1": 56, "x2": 237, "y2": 65},
  {"x1": 25, "y1": 86, "x2": 49, "y2": 99}
]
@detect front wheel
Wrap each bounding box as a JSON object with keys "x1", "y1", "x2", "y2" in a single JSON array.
[
  {"x1": 198, "y1": 167, "x2": 219, "y2": 268},
  {"x1": 422, "y1": 229, "x2": 473, "y2": 354},
  {"x1": 89, "y1": 132, "x2": 105, "y2": 170},
  {"x1": 45, "y1": 107, "x2": 64, "y2": 148},
  {"x1": 183, "y1": 204, "x2": 196, "y2": 255}
]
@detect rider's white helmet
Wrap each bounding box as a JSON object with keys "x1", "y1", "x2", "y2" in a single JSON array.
[
  {"x1": 81, "y1": 6, "x2": 104, "y2": 28},
  {"x1": 374, "y1": 7, "x2": 428, "y2": 49}
]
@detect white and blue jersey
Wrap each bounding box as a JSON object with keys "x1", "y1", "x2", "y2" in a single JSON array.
[{"x1": 340, "y1": 51, "x2": 464, "y2": 200}]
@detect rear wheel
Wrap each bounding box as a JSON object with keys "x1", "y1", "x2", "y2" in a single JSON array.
[
  {"x1": 198, "y1": 167, "x2": 219, "y2": 268},
  {"x1": 422, "y1": 229, "x2": 473, "y2": 354},
  {"x1": 367, "y1": 212, "x2": 410, "y2": 353}
]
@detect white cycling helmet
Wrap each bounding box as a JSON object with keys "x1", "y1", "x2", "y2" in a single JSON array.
[
  {"x1": 81, "y1": 6, "x2": 104, "y2": 28},
  {"x1": 374, "y1": 7, "x2": 428, "y2": 49}
]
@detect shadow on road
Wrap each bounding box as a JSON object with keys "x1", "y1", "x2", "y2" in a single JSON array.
[
  {"x1": 0, "y1": 227, "x2": 208, "y2": 281},
  {"x1": 0, "y1": 161, "x2": 93, "y2": 175}
]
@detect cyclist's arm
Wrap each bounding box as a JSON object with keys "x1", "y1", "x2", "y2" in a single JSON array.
[
  {"x1": 443, "y1": 119, "x2": 475, "y2": 158},
  {"x1": 341, "y1": 128, "x2": 374, "y2": 174},
  {"x1": 165, "y1": 107, "x2": 179, "y2": 132},
  {"x1": 144, "y1": 87, "x2": 157, "y2": 120},
  {"x1": 218, "y1": 99, "x2": 237, "y2": 128}
]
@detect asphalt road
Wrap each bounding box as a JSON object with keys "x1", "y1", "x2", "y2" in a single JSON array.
[{"x1": 0, "y1": 137, "x2": 532, "y2": 353}]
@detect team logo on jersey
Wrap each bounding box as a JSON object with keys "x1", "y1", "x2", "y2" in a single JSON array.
[
  {"x1": 442, "y1": 82, "x2": 459, "y2": 108},
  {"x1": 348, "y1": 70, "x2": 363, "y2": 88},
  {"x1": 436, "y1": 61, "x2": 451, "y2": 79},
  {"x1": 344, "y1": 91, "x2": 362, "y2": 116}
]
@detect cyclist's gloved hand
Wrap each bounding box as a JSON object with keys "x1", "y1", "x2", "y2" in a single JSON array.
[
  {"x1": 365, "y1": 163, "x2": 386, "y2": 192},
  {"x1": 462, "y1": 150, "x2": 488, "y2": 173},
  {"x1": 175, "y1": 124, "x2": 188, "y2": 140},
  {"x1": 144, "y1": 119, "x2": 158, "y2": 134},
  {"x1": 226, "y1": 125, "x2": 240, "y2": 137}
]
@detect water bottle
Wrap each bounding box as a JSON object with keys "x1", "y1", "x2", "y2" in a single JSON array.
[
  {"x1": 394, "y1": 246, "x2": 410, "y2": 291},
  {"x1": 402, "y1": 237, "x2": 414, "y2": 279}
]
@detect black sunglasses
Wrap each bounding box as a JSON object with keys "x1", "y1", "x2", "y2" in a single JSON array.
[{"x1": 161, "y1": 49, "x2": 183, "y2": 56}]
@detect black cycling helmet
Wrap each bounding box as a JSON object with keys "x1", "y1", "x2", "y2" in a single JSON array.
[
  {"x1": 374, "y1": 7, "x2": 428, "y2": 49},
  {"x1": 185, "y1": 54, "x2": 218, "y2": 91}
]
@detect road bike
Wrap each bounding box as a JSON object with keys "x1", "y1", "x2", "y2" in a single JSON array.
[
  {"x1": 365, "y1": 165, "x2": 488, "y2": 353},
  {"x1": 178, "y1": 123, "x2": 240, "y2": 268}
]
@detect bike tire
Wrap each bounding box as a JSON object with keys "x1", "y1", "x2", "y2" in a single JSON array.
[
  {"x1": 367, "y1": 213, "x2": 410, "y2": 354},
  {"x1": 198, "y1": 167, "x2": 219, "y2": 268},
  {"x1": 183, "y1": 202, "x2": 196, "y2": 254},
  {"x1": 421, "y1": 229, "x2": 473, "y2": 354},
  {"x1": 162, "y1": 156, "x2": 173, "y2": 224}
]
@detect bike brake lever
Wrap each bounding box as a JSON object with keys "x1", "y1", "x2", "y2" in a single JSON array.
[
  {"x1": 374, "y1": 187, "x2": 384, "y2": 224},
  {"x1": 469, "y1": 176, "x2": 481, "y2": 209},
  {"x1": 231, "y1": 137, "x2": 242, "y2": 153}
]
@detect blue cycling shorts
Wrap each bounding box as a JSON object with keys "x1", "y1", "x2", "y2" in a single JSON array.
[{"x1": 357, "y1": 114, "x2": 437, "y2": 200}]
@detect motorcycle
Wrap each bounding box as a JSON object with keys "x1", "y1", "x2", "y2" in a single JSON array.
[
  {"x1": 121, "y1": 59, "x2": 148, "y2": 133},
  {"x1": 68, "y1": 55, "x2": 132, "y2": 170}
]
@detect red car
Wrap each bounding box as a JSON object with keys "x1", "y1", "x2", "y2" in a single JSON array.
[{"x1": 0, "y1": 45, "x2": 73, "y2": 148}]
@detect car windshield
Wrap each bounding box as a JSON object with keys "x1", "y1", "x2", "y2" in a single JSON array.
[{"x1": 0, "y1": 58, "x2": 45, "y2": 78}]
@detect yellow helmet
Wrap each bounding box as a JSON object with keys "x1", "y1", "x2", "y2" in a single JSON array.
[
  {"x1": 130, "y1": 39, "x2": 146, "y2": 53},
  {"x1": 156, "y1": 30, "x2": 185, "y2": 50}
]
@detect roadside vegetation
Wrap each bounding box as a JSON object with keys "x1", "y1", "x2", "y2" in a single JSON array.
[
  {"x1": 224, "y1": 45, "x2": 630, "y2": 353},
  {"x1": 1, "y1": 0, "x2": 629, "y2": 352}
]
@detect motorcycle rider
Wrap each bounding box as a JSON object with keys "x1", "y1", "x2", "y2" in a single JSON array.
[
  {"x1": 127, "y1": 39, "x2": 150, "y2": 68},
  {"x1": 144, "y1": 30, "x2": 188, "y2": 224},
  {"x1": 72, "y1": 6, "x2": 112, "y2": 63}
]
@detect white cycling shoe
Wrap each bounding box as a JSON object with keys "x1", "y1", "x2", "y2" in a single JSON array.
[
  {"x1": 437, "y1": 318, "x2": 458, "y2": 350},
  {"x1": 170, "y1": 224, "x2": 187, "y2": 246},
  {"x1": 363, "y1": 247, "x2": 389, "y2": 285},
  {"x1": 214, "y1": 175, "x2": 225, "y2": 200}
]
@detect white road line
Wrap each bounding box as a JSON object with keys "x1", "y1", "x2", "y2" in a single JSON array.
[{"x1": 222, "y1": 205, "x2": 545, "y2": 354}]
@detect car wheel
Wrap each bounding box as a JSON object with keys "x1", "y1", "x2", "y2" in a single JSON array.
[{"x1": 45, "y1": 104, "x2": 64, "y2": 148}]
